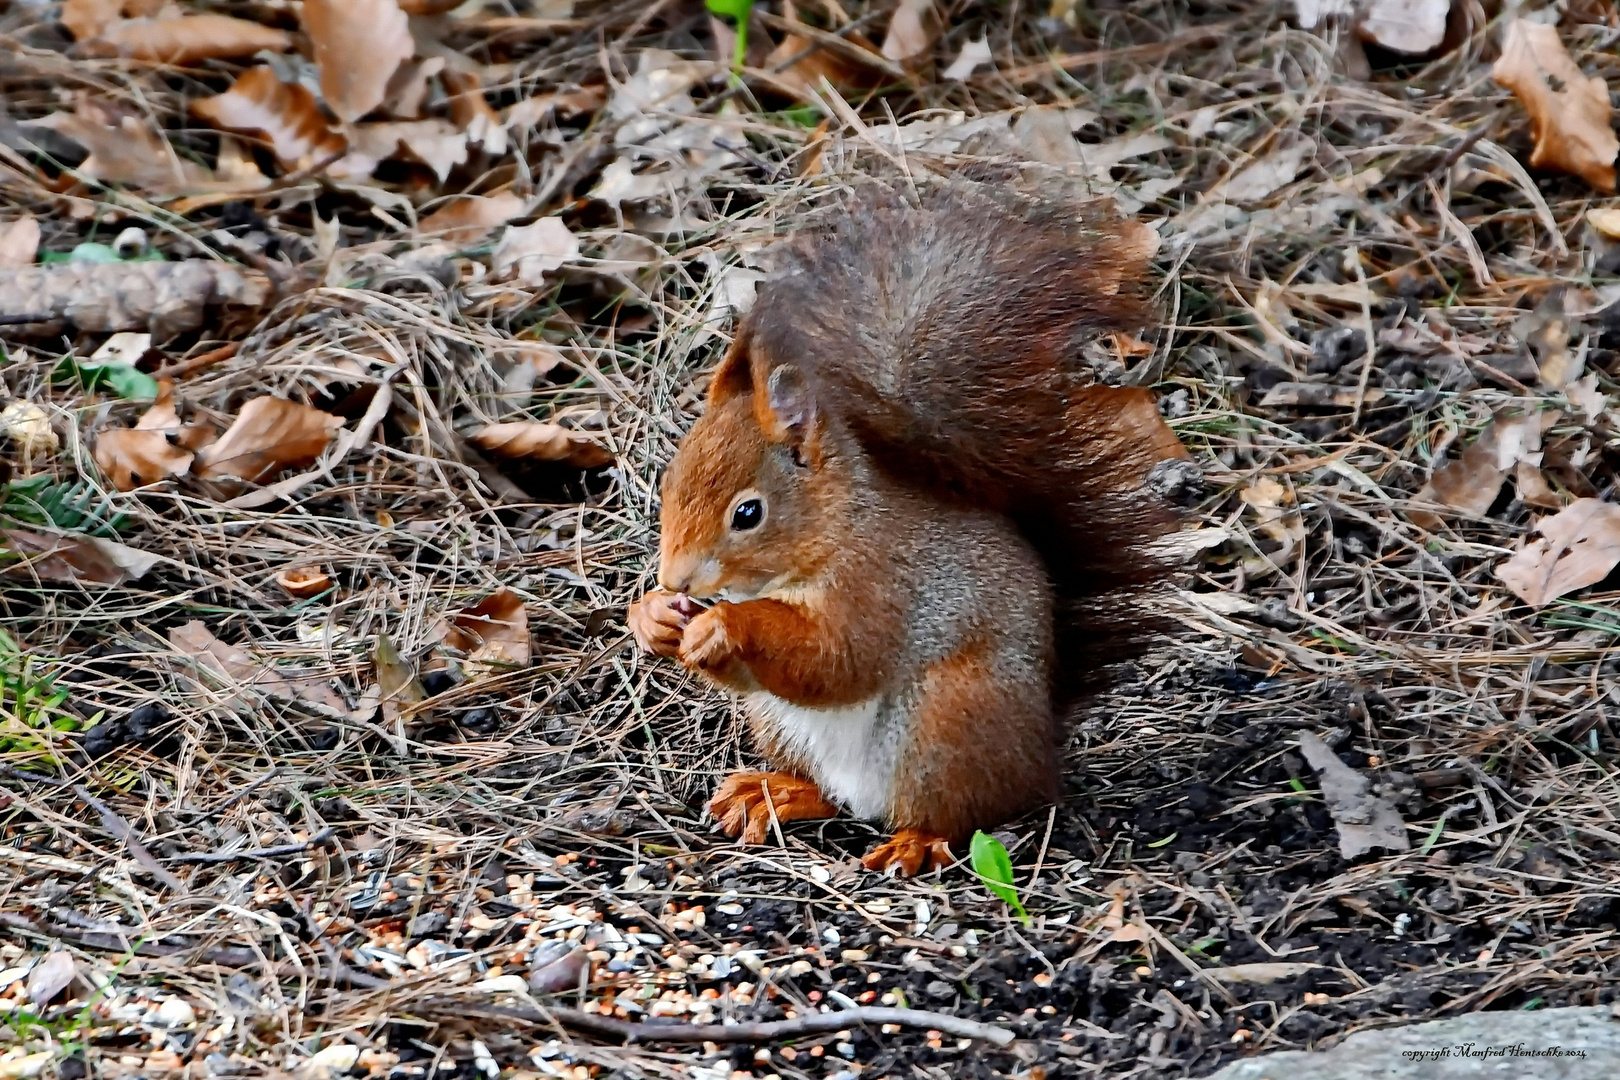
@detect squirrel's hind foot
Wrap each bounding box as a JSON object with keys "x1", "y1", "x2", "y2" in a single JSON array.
[
  {"x1": 861, "y1": 830, "x2": 954, "y2": 876},
  {"x1": 707, "y1": 771, "x2": 838, "y2": 846}
]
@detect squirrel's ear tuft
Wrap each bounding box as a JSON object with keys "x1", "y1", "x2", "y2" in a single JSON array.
[
  {"x1": 707, "y1": 337, "x2": 753, "y2": 404},
  {"x1": 762, "y1": 363, "x2": 817, "y2": 449}
]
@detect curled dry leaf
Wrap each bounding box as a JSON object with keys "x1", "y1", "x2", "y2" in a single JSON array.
[
  {"x1": 493, "y1": 218, "x2": 580, "y2": 285},
  {"x1": 373, "y1": 632, "x2": 426, "y2": 734},
  {"x1": 301, "y1": 0, "x2": 415, "y2": 125},
  {"x1": 276, "y1": 566, "x2": 333, "y2": 599},
  {"x1": 60, "y1": 0, "x2": 161, "y2": 41},
  {"x1": 442, "y1": 69, "x2": 508, "y2": 156},
  {"x1": 25, "y1": 952, "x2": 78, "y2": 1005},
  {"x1": 170, "y1": 620, "x2": 348, "y2": 714},
  {"x1": 92, "y1": 14, "x2": 292, "y2": 63},
  {"x1": 470, "y1": 421, "x2": 612, "y2": 469},
  {"x1": 195, "y1": 397, "x2": 344, "y2": 483},
  {"x1": 1298, "y1": 731, "x2": 1410, "y2": 858},
  {"x1": 442, "y1": 588, "x2": 530, "y2": 671},
  {"x1": 1492, "y1": 19, "x2": 1618, "y2": 192},
  {"x1": 192, "y1": 66, "x2": 346, "y2": 170},
  {"x1": 761, "y1": 27, "x2": 886, "y2": 100},
  {"x1": 95, "y1": 430, "x2": 192, "y2": 490},
  {"x1": 881, "y1": 0, "x2": 940, "y2": 65},
  {"x1": 1496, "y1": 498, "x2": 1620, "y2": 608},
  {"x1": 1409, "y1": 411, "x2": 1559, "y2": 529},
  {"x1": 335, "y1": 120, "x2": 467, "y2": 182},
  {"x1": 1, "y1": 529, "x2": 158, "y2": 586},
  {"x1": 23, "y1": 96, "x2": 209, "y2": 191},
  {"x1": 0, "y1": 216, "x2": 40, "y2": 267},
  {"x1": 418, "y1": 192, "x2": 528, "y2": 243},
  {"x1": 1240, "y1": 476, "x2": 1305, "y2": 568},
  {"x1": 503, "y1": 86, "x2": 606, "y2": 130}
]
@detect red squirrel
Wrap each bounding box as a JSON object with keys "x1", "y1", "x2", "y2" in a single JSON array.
[{"x1": 629, "y1": 184, "x2": 1189, "y2": 874}]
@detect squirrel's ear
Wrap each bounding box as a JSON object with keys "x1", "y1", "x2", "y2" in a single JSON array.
[
  {"x1": 762, "y1": 363, "x2": 818, "y2": 451},
  {"x1": 706, "y1": 337, "x2": 753, "y2": 404}
]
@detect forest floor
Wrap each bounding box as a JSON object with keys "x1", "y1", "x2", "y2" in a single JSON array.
[{"x1": 2, "y1": 1, "x2": 1620, "y2": 1078}]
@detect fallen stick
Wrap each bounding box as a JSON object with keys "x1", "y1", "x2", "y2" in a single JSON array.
[{"x1": 439, "y1": 1001, "x2": 1017, "y2": 1047}]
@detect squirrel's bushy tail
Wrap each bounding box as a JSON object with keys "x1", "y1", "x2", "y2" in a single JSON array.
[{"x1": 744, "y1": 181, "x2": 1189, "y2": 699}]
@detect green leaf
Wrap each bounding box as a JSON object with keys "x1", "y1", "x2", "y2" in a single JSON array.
[
  {"x1": 969, "y1": 830, "x2": 1030, "y2": 925},
  {"x1": 55, "y1": 355, "x2": 159, "y2": 401}
]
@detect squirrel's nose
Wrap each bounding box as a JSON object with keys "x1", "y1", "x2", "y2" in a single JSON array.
[{"x1": 658, "y1": 555, "x2": 695, "y2": 595}]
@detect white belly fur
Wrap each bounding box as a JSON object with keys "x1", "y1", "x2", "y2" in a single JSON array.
[{"x1": 746, "y1": 692, "x2": 899, "y2": 821}]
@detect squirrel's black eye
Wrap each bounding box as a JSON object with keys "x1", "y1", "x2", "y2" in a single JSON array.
[{"x1": 730, "y1": 498, "x2": 764, "y2": 532}]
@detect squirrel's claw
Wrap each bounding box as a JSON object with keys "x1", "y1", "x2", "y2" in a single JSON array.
[
  {"x1": 628, "y1": 590, "x2": 693, "y2": 657},
  {"x1": 707, "y1": 772, "x2": 838, "y2": 845},
  {"x1": 861, "y1": 830, "x2": 954, "y2": 876}
]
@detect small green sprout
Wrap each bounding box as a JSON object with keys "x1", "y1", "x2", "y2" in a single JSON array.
[
  {"x1": 969, "y1": 830, "x2": 1030, "y2": 926},
  {"x1": 706, "y1": 0, "x2": 754, "y2": 71}
]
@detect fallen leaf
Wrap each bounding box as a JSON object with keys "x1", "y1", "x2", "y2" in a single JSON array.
[
  {"x1": 93, "y1": 14, "x2": 293, "y2": 63},
  {"x1": 442, "y1": 69, "x2": 508, "y2": 156},
  {"x1": 881, "y1": 0, "x2": 940, "y2": 65},
  {"x1": 470, "y1": 422, "x2": 612, "y2": 469},
  {"x1": 0, "y1": 401, "x2": 59, "y2": 455},
  {"x1": 759, "y1": 27, "x2": 886, "y2": 100},
  {"x1": 22, "y1": 96, "x2": 210, "y2": 191},
  {"x1": 373, "y1": 632, "x2": 426, "y2": 736},
  {"x1": 195, "y1": 397, "x2": 344, "y2": 482},
  {"x1": 1355, "y1": 0, "x2": 1448, "y2": 55},
  {"x1": 1496, "y1": 498, "x2": 1620, "y2": 607},
  {"x1": 60, "y1": 0, "x2": 150, "y2": 41},
  {"x1": 192, "y1": 66, "x2": 346, "y2": 170},
  {"x1": 94, "y1": 430, "x2": 192, "y2": 490},
  {"x1": 1208, "y1": 142, "x2": 1310, "y2": 204},
  {"x1": 442, "y1": 588, "x2": 530, "y2": 671},
  {"x1": 90, "y1": 330, "x2": 152, "y2": 368},
  {"x1": 1298, "y1": 731, "x2": 1410, "y2": 858},
  {"x1": 418, "y1": 192, "x2": 528, "y2": 243},
  {"x1": 276, "y1": 566, "x2": 333, "y2": 599},
  {"x1": 1409, "y1": 411, "x2": 1558, "y2": 528},
  {"x1": 492, "y1": 218, "x2": 580, "y2": 285},
  {"x1": 382, "y1": 57, "x2": 445, "y2": 119},
  {"x1": 25, "y1": 951, "x2": 77, "y2": 1005},
  {"x1": 941, "y1": 33, "x2": 992, "y2": 80},
  {"x1": 336, "y1": 120, "x2": 468, "y2": 182},
  {"x1": 1, "y1": 529, "x2": 158, "y2": 586},
  {"x1": 0, "y1": 216, "x2": 39, "y2": 267},
  {"x1": 502, "y1": 86, "x2": 606, "y2": 130},
  {"x1": 301, "y1": 0, "x2": 415, "y2": 124},
  {"x1": 1492, "y1": 18, "x2": 1618, "y2": 192},
  {"x1": 170, "y1": 620, "x2": 347, "y2": 713},
  {"x1": 1566, "y1": 372, "x2": 1608, "y2": 422}
]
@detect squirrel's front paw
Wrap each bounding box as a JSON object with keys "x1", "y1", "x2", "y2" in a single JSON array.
[
  {"x1": 628, "y1": 590, "x2": 697, "y2": 657},
  {"x1": 677, "y1": 607, "x2": 741, "y2": 675}
]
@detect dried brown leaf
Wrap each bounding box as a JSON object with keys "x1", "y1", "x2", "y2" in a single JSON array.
[
  {"x1": 442, "y1": 69, "x2": 507, "y2": 156},
  {"x1": 1, "y1": 529, "x2": 158, "y2": 586},
  {"x1": 1496, "y1": 498, "x2": 1620, "y2": 608},
  {"x1": 373, "y1": 632, "x2": 426, "y2": 736},
  {"x1": 1492, "y1": 19, "x2": 1618, "y2": 192},
  {"x1": 1409, "y1": 411, "x2": 1557, "y2": 528},
  {"x1": 276, "y1": 566, "x2": 333, "y2": 599},
  {"x1": 301, "y1": 0, "x2": 415, "y2": 124},
  {"x1": 94, "y1": 14, "x2": 292, "y2": 63},
  {"x1": 195, "y1": 397, "x2": 344, "y2": 482},
  {"x1": 334, "y1": 120, "x2": 467, "y2": 182},
  {"x1": 23, "y1": 96, "x2": 210, "y2": 191},
  {"x1": 503, "y1": 86, "x2": 606, "y2": 130},
  {"x1": 170, "y1": 620, "x2": 347, "y2": 713},
  {"x1": 94, "y1": 430, "x2": 193, "y2": 490},
  {"x1": 0, "y1": 216, "x2": 40, "y2": 267},
  {"x1": 417, "y1": 192, "x2": 528, "y2": 243},
  {"x1": 192, "y1": 66, "x2": 345, "y2": 170},
  {"x1": 470, "y1": 421, "x2": 612, "y2": 469},
  {"x1": 880, "y1": 0, "x2": 940, "y2": 65},
  {"x1": 492, "y1": 218, "x2": 579, "y2": 285},
  {"x1": 762, "y1": 30, "x2": 884, "y2": 100},
  {"x1": 442, "y1": 588, "x2": 530, "y2": 670},
  {"x1": 61, "y1": 0, "x2": 125, "y2": 41}
]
